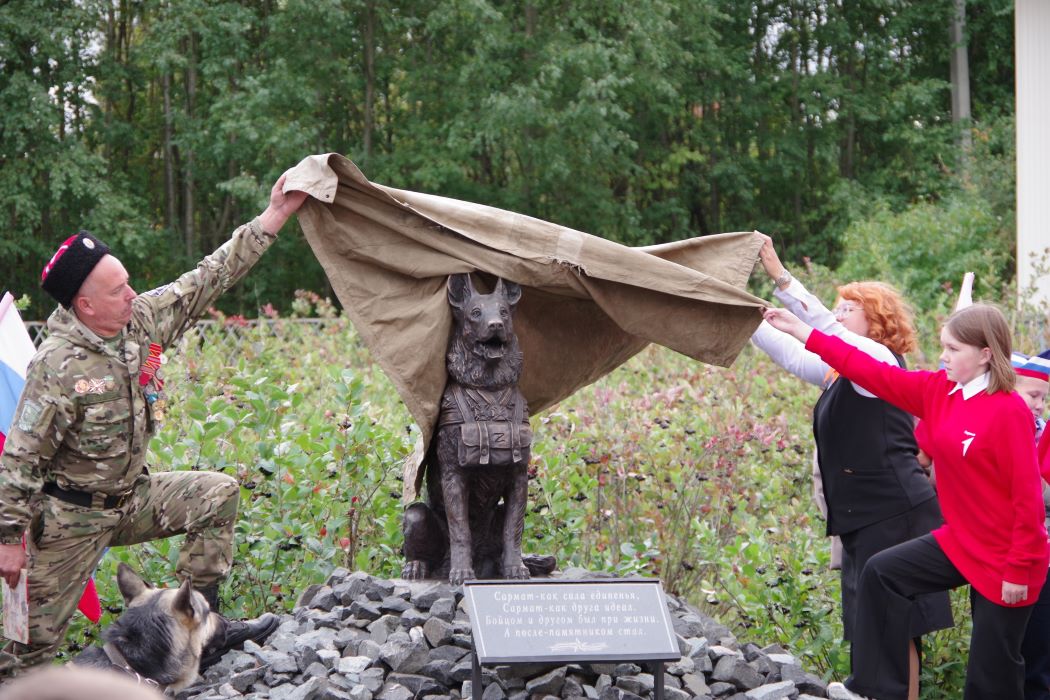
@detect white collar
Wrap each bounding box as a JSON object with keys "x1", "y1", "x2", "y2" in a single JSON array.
[{"x1": 948, "y1": 371, "x2": 990, "y2": 400}]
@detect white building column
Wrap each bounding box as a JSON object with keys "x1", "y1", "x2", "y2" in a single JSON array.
[{"x1": 1016, "y1": 0, "x2": 1050, "y2": 308}]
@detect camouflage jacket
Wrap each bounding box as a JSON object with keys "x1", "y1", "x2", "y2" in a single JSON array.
[{"x1": 0, "y1": 218, "x2": 277, "y2": 543}]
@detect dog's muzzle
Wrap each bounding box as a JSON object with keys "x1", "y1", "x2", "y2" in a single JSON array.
[{"x1": 474, "y1": 336, "x2": 508, "y2": 360}]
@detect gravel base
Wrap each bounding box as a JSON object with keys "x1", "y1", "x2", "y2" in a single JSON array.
[{"x1": 177, "y1": 568, "x2": 833, "y2": 700}]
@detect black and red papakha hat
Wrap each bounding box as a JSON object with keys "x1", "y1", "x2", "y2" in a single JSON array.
[{"x1": 40, "y1": 231, "x2": 111, "y2": 309}]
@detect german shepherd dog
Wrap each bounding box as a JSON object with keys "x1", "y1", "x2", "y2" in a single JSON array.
[
  {"x1": 403, "y1": 274, "x2": 550, "y2": 585},
  {"x1": 73, "y1": 563, "x2": 219, "y2": 693}
]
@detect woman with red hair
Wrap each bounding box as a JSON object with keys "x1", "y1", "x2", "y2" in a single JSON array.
[{"x1": 751, "y1": 234, "x2": 950, "y2": 699}]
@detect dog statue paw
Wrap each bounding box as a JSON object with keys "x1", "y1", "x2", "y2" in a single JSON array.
[
  {"x1": 402, "y1": 560, "x2": 429, "y2": 580},
  {"x1": 449, "y1": 567, "x2": 477, "y2": 586},
  {"x1": 503, "y1": 563, "x2": 530, "y2": 580}
]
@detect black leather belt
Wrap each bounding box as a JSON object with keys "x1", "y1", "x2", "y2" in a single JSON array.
[{"x1": 42, "y1": 482, "x2": 131, "y2": 509}]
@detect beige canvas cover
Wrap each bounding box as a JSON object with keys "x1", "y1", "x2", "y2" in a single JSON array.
[{"x1": 284, "y1": 154, "x2": 766, "y2": 500}]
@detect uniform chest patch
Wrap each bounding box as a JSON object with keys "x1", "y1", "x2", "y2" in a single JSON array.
[{"x1": 74, "y1": 378, "x2": 109, "y2": 395}]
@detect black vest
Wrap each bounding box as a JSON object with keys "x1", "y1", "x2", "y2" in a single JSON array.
[{"x1": 812, "y1": 356, "x2": 936, "y2": 536}]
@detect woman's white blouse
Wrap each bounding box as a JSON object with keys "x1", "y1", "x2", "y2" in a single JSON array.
[{"x1": 751, "y1": 277, "x2": 900, "y2": 397}]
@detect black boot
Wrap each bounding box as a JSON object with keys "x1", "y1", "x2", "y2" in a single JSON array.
[{"x1": 199, "y1": 612, "x2": 279, "y2": 671}]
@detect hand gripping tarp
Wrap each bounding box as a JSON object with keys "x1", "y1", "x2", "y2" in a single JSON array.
[{"x1": 285, "y1": 154, "x2": 766, "y2": 500}]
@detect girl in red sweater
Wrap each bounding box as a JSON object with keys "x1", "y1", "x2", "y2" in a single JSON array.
[{"x1": 765, "y1": 303, "x2": 1048, "y2": 700}]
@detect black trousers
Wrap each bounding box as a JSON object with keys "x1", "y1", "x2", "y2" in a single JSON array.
[
  {"x1": 838, "y1": 498, "x2": 952, "y2": 641},
  {"x1": 1023, "y1": 569, "x2": 1050, "y2": 700},
  {"x1": 847, "y1": 534, "x2": 1034, "y2": 700}
]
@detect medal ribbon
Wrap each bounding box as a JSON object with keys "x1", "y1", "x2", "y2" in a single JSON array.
[{"x1": 138, "y1": 343, "x2": 164, "y2": 388}]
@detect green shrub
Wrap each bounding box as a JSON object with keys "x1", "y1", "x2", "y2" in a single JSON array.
[{"x1": 837, "y1": 194, "x2": 1012, "y2": 317}]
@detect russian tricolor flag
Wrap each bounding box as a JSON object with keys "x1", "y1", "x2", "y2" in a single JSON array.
[
  {"x1": 0, "y1": 292, "x2": 101, "y2": 623},
  {"x1": 0, "y1": 292, "x2": 35, "y2": 455}
]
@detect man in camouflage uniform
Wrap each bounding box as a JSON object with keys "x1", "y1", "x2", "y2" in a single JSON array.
[{"x1": 0, "y1": 172, "x2": 308, "y2": 676}]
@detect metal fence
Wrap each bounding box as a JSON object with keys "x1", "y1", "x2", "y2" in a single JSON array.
[
  {"x1": 24, "y1": 318, "x2": 348, "y2": 349},
  {"x1": 23, "y1": 312, "x2": 1049, "y2": 353},
  {"x1": 25, "y1": 322, "x2": 48, "y2": 347}
]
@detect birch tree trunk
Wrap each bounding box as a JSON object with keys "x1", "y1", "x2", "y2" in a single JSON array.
[
  {"x1": 162, "y1": 71, "x2": 177, "y2": 234},
  {"x1": 363, "y1": 0, "x2": 376, "y2": 159},
  {"x1": 949, "y1": 0, "x2": 972, "y2": 165},
  {"x1": 182, "y1": 33, "x2": 197, "y2": 258}
]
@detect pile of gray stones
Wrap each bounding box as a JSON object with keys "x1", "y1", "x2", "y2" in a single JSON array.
[{"x1": 179, "y1": 568, "x2": 842, "y2": 700}]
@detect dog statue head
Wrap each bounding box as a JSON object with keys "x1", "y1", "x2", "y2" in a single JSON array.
[{"x1": 446, "y1": 273, "x2": 523, "y2": 388}]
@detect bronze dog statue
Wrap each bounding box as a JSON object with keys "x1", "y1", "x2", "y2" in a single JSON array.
[{"x1": 402, "y1": 273, "x2": 553, "y2": 584}]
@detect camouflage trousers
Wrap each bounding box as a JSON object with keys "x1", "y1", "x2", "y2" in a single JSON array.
[{"x1": 0, "y1": 469, "x2": 238, "y2": 678}]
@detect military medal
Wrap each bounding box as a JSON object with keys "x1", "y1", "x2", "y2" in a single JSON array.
[
  {"x1": 140, "y1": 342, "x2": 167, "y2": 424},
  {"x1": 138, "y1": 343, "x2": 164, "y2": 388},
  {"x1": 148, "y1": 394, "x2": 167, "y2": 422},
  {"x1": 74, "y1": 379, "x2": 90, "y2": 394}
]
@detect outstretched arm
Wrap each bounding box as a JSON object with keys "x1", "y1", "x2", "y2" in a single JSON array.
[
  {"x1": 756, "y1": 232, "x2": 789, "y2": 285},
  {"x1": 763, "y1": 307, "x2": 935, "y2": 418},
  {"x1": 139, "y1": 170, "x2": 310, "y2": 347},
  {"x1": 762, "y1": 307, "x2": 813, "y2": 344},
  {"x1": 757, "y1": 232, "x2": 885, "y2": 341},
  {"x1": 258, "y1": 172, "x2": 309, "y2": 235},
  {"x1": 751, "y1": 233, "x2": 832, "y2": 387},
  {"x1": 751, "y1": 321, "x2": 830, "y2": 388},
  {"x1": 752, "y1": 234, "x2": 898, "y2": 394}
]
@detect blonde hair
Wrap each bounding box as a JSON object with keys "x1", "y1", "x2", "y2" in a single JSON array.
[
  {"x1": 837, "y1": 281, "x2": 917, "y2": 356},
  {"x1": 944, "y1": 303, "x2": 1015, "y2": 394}
]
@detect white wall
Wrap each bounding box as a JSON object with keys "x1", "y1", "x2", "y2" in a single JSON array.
[{"x1": 1016, "y1": 0, "x2": 1050, "y2": 309}]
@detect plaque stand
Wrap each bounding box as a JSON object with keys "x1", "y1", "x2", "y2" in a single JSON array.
[
  {"x1": 470, "y1": 651, "x2": 666, "y2": 700},
  {"x1": 463, "y1": 578, "x2": 680, "y2": 700}
]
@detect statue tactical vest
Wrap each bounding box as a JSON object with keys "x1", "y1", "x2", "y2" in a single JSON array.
[{"x1": 438, "y1": 383, "x2": 532, "y2": 467}]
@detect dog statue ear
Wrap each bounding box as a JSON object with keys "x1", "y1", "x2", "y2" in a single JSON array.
[
  {"x1": 116, "y1": 562, "x2": 152, "y2": 605},
  {"x1": 495, "y1": 278, "x2": 522, "y2": 307},
  {"x1": 447, "y1": 273, "x2": 476, "y2": 310},
  {"x1": 173, "y1": 577, "x2": 197, "y2": 621}
]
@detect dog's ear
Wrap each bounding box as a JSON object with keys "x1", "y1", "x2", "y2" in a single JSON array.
[
  {"x1": 172, "y1": 576, "x2": 198, "y2": 622},
  {"x1": 447, "y1": 273, "x2": 476, "y2": 310},
  {"x1": 116, "y1": 562, "x2": 152, "y2": 605},
  {"x1": 495, "y1": 278, "x2": 522, "y2": 307}
]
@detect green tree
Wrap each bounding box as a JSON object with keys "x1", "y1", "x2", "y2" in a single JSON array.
[
  {"x1": 1, "y1": 0, "x2": 1019, "y2": 320},
  {"x1": 0, "y1": 1, "x2": 150, "y2": 315}
]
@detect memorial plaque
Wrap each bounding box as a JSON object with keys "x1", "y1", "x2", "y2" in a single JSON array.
[{"x1": 464, "y1": 578, "x2": 680, "y2": 663}]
